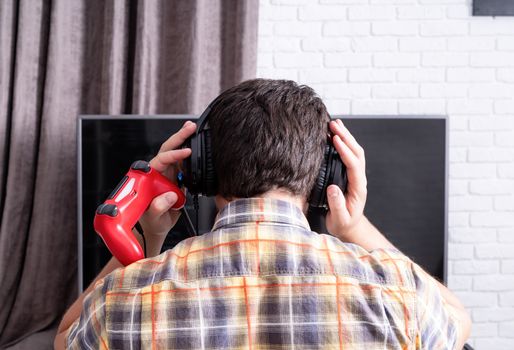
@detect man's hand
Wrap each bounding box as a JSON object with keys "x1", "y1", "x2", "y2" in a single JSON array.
[
  {"x1": 137, "y1": 121, "x2": 196, "y2": 251},
  {"x1": 325, "y1": 119, "x2": 368, "y2": 242}
]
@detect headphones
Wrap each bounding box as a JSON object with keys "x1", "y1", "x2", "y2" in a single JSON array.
[{"x1": 182, "y1": 101, "x2": 348, "y2": 211}]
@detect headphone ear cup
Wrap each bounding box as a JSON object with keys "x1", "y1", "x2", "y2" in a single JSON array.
[
  {"x1": 309, "y1": 144, "x2": 331, "y2": 208},
  {"x1": 201, "y1": 129, "x2": 217, "y2": 196}
]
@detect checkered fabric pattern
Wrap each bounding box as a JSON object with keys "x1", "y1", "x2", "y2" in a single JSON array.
[{"x1": 67, "y1": 197, "x2": 459, "y2": 349}]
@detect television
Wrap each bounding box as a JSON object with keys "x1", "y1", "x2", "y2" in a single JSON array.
[{"x1": 78, "y1": 115, "x2": 448, "y2": 292}]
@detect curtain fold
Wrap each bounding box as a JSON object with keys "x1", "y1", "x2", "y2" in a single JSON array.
[{"x1": 0, "y1": 0, "x2": 259, "y2": 347}]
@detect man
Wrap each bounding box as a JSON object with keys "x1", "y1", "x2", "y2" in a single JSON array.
[{"x1": 56, "y1": 79, "x2": 471, "y2": 349}]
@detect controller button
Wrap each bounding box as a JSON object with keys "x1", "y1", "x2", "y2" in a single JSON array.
[
  {"x1": 96, "y1": 203, "x2": 119, "y2": 217},
  {"x1": 131, "y1": 160, "x2": 151, "y2": 173}
]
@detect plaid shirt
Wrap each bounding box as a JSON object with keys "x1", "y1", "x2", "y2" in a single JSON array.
[{"x1": 68, "y1": 198, "x2": 459, "y2": 349}]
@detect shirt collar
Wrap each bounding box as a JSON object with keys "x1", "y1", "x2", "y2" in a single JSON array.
[{"x1": 212, "y1": 197, "x2": 311, "y2": 231}]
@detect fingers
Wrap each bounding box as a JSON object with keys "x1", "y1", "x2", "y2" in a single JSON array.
[
  {"x1": 329, "y1": 120, "x2": 367, "y2": 201},
  {"x1": 145, "y1": 192, "x2": 178, "y2": 219},
  {"x1": 330, "y1": 119, "x2": 365, "y2": 161},
  {"x1": 159, "y1": 121, "x2": 197, "y2": 153},
  {"x1": 150, "y1": 148, "x2": 192, "y2": 173},
  {"x1": 326, "y1": 184, "x2": 351, "y2": 224}
]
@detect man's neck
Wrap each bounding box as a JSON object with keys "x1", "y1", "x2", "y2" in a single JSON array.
[{"x1": 215, "y1": 189, "x2": 308, "y2": 214}]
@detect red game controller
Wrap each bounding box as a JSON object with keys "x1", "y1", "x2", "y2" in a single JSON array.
[{"x1": 94, "y1": 160, "x2": 186, "y2": 266}]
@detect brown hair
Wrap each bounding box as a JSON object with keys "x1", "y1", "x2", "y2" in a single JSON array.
[{"x1": 208, "y1": 79, "x2": 330, "y2": 199}]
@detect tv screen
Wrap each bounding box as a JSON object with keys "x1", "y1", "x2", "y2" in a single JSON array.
[{"x1": 78, "y1": 116, "x2": 447, "y2": 291}]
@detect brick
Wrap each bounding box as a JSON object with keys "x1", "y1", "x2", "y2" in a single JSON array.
[
  {"x1": 469, "y1": 148, "x2": 514, "y2": 163},
  {"x1": 475, "y1": 338, "x2": 514, "y2": 350},
  {"x1": 274, "y1": 22, "x2": 322, "y2": 36},
  {"x1": 498, "y1": 37, "x2": 514, "y2": 51},
  {"x1": 323, "y1": 22, "x2": 370, "y2": 36},
  {"x1": 259, "y1": 38, "x2": 300, "y2": 52},
  {"x1": 324, "y1": 84, "x2": 371, "y2": 98},
  {"x1": 399, "y1": 38, "x2": 445, "y2": 52},
  {"x1": 371, "y1": 22, "x2": 418, "y2": 36},
  {"x1": 446, "y1": 5, "x2": 471, "y2": 19},
  {"x1": 320, "y1": 0, "x2": 367, "y2": 3},
  {"x1": 500, "y1": 292, "x2": 514, "y2": 306},
  {"x1": 450, "y1": 228, "x2": 496, "y2": 243},
  {"x1": 471, "y1": 213, "x2": 514, "y2": 228},
  {"x1": 298, "y1": 5, "x2": 346, "y2": 21},
  {"x1": 469, "y1": 116, "x2": 514, "y2": 131},
  {"x1": 449, "y1": 195, "x2": 492, "y2": 211},
  {"x1": 447, "y1": 275, "x2": 472, "y2": 290},
  {"x1": 257, "y1": 53, "x2": 273, "y2": 68},
  {"x1": 499, "y1": 322, "x2": 514, "y2": 337},
  {"x1": 396, "y1": 6, "x2": 444, "y2": 19},
  {"x1": 274, "y1": 53, "x2": 322, "y2": 68},
  {"x1": 448, "y1": 243, "x2": 474, "y2": 260},
  {"x1": 257, "y1": 68, "x2": 298, "y2": 81},
  {"x1": 447, "y1": 99, "x2": 493, "y2": 115},
  {"x1": 298, "y1": 68, "x2": 347, "y2": 82},
  {"x1": 455, "y1": 291, "x2": 497, "y2": 307},
  {"x1": 450, "y1": 148, "x2": 467, "y2": 163},
  {"x1": 497, "y1": 68, "x2": 514, "y2": 83},
  {"x1": 469, "y1": 83, "x2": 513, "y2": 98},
  {"x1": 473, "y1": 275, "x2": 514, "y2": 291},
  {"x1": 499, "y1": 164, "x2": 514, "y2": 178},
  {"x1": 449, "y1": 179, "x2": 468, "y2": 195},
  {"x1": 324, "y1": 99, "x2": 350, "y2": 114},
  {"x1": 471, "y1": 53, "x2": 514, "y2": 67},
  {"x1": 476, "y1": 243, "x2": 514, "y2": 259},
  {"x1": 495, "y1": 100, "x2": 514, "y2": 114},
  {"x1": 470, "y1": 180, "x2": 514, "y2": 195},
  {"x1": 259, "y1": 21, "x2": 274, "y2": 36},
  {"x1": 347, "y1": 6, "x2": 396, "y2": 20},
  {"x1": 495, "y1": 196, "x2": 514, "y2": 211},
  {"x1": 397, "y1": 68, "x2": 445, "y2": 82},
  {"x1": 373, "y1": 53, "x2": 419, "y2": 67},
  {"x1": 502, "y1": 260, "x2": 514, "y2": 274},
  {"x1": 449, "y1": 115, "x2": 469, "y2": 130},
  {"x1": 420, "y1": 84, "x2": 468, "y2": 98},
  {"x1": 454, "y1": 261, "x2": 499, "y2": 274},
  {"x1": 271, "y1": 0, "x2": 309, "y2": 4},
  {"x1": 450, "y1": 163, "x2": 496, "y2": 179},
  {"x1": 398, "y1": 99, "x2": 446, "y2": 114},
  {"x1": 351, "y1": 100, "x2": 397, "y2": 114},
  {"x1": 447, "y1": 37, "x2": 496, "y2": 51},
  {"x1": 350, "y1": 37, "x2": 397, "y2": 52},
  {"x1": 471, "y1": 21, "x2": 514, "y2": 35},
  {"x1": 371, "y1": 84, "x2": 418, "y2": 98},
  {"x1": 422, "y1": 53, "x2": 468, "y2": 67},
  {"x1": 302, "y1": 38, "x2": 350, "y2": 52},
  {"x1": 325, "y1": 53, "x2": 371, "y2": 67},
  {"x1": 447, "y1": 68, "x2": 495, "y2": 82},
  {"x1": 260, "y1": 4, "x2": 298, "y2": 20},
  {"x1": 471, "y1": 322, "x2": 498, "y2": 337},
  {"x1": 420, "y1": 21, "x2": 468, "y2": 36},
  {"x1": 449, "y1": 212, "x2": 469, "y2": 228},
  {"x1": 348, "y1": 68, "x2": 395, "y2": 82},
  {"x1": 495, "y1": 134, "x2": 514, "y2": 148},
  {"x1": 499, "y1": 229, "x2": 514, "y2": 243}
]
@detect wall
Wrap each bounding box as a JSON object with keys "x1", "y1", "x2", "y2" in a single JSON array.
[{"x1": 256, "y1": 0, "x2": 514, "y2": 347}]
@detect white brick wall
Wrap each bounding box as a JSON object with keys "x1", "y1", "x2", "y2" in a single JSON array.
[{"x1": 257, "y1": 0, "x2": 514, "y2": 347}]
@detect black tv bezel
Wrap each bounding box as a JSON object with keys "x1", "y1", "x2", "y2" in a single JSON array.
[{"x1": 77, "y1": 114, "x2": 449, "y2": 294}]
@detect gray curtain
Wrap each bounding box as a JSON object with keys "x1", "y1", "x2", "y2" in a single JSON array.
[{"x1": 0, "y1": 0, "x2": 259, "y2": 348}]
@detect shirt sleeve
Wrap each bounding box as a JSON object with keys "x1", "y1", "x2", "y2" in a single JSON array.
[
  {"x1": 66, "y1": 278, "x2": 109, "y2": 349},
  {"x1": 411, "y1": 262, "x2": 460, "y2": 350}
]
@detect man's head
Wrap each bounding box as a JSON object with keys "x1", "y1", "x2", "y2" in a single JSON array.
[{"x1": 207, "y1": 79, "x2": 330, "y2": 205}]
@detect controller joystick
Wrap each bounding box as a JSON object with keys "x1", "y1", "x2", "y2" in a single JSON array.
[{"x1": 94, "y1": 160, "x2": 186, "y2": 266}]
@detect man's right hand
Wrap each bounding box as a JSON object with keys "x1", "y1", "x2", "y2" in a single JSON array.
[{"x1": 325, "y1": 119, "x2": 368, "y2": 242}]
